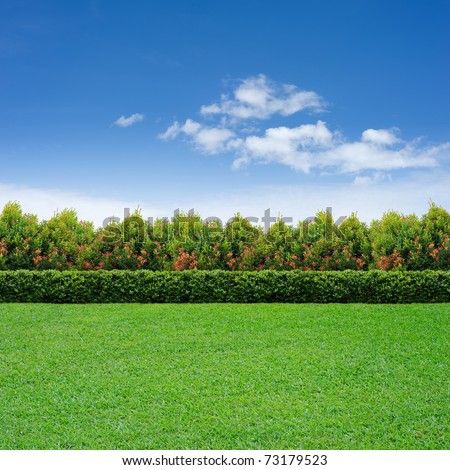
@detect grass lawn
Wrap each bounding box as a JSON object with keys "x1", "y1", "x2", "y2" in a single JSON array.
[{"x1": 0, "y1": 303, "x2": 448, "y2": 449}]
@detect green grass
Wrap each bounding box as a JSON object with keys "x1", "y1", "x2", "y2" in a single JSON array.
[{"x1": 0, "y1": 304, "x2": 448, "y2": 449}]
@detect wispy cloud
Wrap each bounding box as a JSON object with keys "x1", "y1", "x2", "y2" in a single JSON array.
[
  {"x1": 3, "y1": 170, "x2": 450, "y2": 227},
  {"x1": 200, "y1": 74, "x2": 325, "y2": 121},
  {"x1": 160, "y1": 75, "x2": 450, "y2": 175},
  {"x1": 164, "y1": 169, "x2": 450, "y2": 225},
  {"x1": 0, "y1": 183, "x2": 163, "y2": 228},
  {"x1": 159, "y1": 119, "x2": 235, "y2": 154},
  {"x1": 353, "y1": 171, "x2": 392, "y2": 186},
  {"x1": 112, "y1": 113, "x2": 144, "y2": 128},
  {"x1": 234, "y1": 124, "x2": 443, "y2": 173}
]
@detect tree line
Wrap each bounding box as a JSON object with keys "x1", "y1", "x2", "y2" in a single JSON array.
[{"x1": 1, "y1": 201, "x2": 449, "y2": 271}]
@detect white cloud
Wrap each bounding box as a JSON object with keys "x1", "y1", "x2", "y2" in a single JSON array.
[
  {"x1": 353, "y1": 172, "x2": 391, "y2": 185},
  {"x1": 319, "y1": 127, "x2": 442, "y2": 173},
  {"x1": 159, "y1": 75, "x2": 450, "y2": 176},
  {"x1": 159, "y1": 121, "x2": 181, "y2": 140},
  {"x1": 195, "y1": 127, "x2": 235, "y2": 154},
  {"x1": 361, "y1": 128, "x2": 399, "y2": 145},
  {"x1": 161, "y1": 117, "x2": 446, "y2": 174},
  {"x1": 113, "y1": 113, "x2": 144, "y2": 128},
  {"x1": 159, "y1": 119, "x2": 234, "y2": 154},
  {"x1": 234, "y1": 121, "x2": 334, "y2": 171},
  {"x1": 200, "y1": 74, "x2": 324, "y2": 120},
  {"x1": 233, "y1": 122, "x2": 441, "y2": 173},
  {"x1": 181, "y1": 119, "x2": 202, "y2": 135}
]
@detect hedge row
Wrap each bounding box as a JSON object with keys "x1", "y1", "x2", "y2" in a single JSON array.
[
  {"x1": 3, "y1": 201, "x2": 450, "y2": 272},
  {"x1": 1, "y1": 270, "x2": 449, "y2": 303}
]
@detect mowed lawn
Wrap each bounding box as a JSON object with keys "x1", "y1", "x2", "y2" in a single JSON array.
[{"x1": 0, "y1": 304, "x2": 448, "y2": 450}]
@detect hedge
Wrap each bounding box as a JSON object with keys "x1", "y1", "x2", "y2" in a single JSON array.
[
  {"x1": 3, "y1": 201, "x2": 450, "y2": 272},
  {"x1": 0, "y1": 270, "x2": 449, "y2": 303}
]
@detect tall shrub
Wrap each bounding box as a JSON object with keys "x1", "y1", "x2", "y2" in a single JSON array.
[{"x1": 0, "y1": 202, "x2": 40, "y2": 269}]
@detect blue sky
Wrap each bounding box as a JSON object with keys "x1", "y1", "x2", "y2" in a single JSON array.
[{"x1": 1, "y1": 0, "x2": 450, "y2": 225}]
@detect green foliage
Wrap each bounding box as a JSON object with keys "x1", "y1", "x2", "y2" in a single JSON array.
[
  {"x1": 370, "y1": 211, "x2": 423, "y2": 270},
  {"x1": 304, "y1": 209, "x2": 337, "y2": 242},
  {"x1": 421, "y1": 203, "x2": 450, "y2": 246},
  {"x1": 419, "y1": 204, "x2": 450, "y2": 269},
  {"x1": 39, "y1": 209, "x2": 96, "y2": 269},
  {"x1": 339, "y1": 213, "x2": 371, "y2": 258},
  {"x1": 0, "y1": 270, "x2": 449, "y2": 303},
  {"x1": 1, "y1": 201, "x2": 450, "y2": 271},
  {"x1": 225, "y1": 214, "x2": 261, "y2": 246},
  {"x1": 0, "y1": 201, "x2": 40, "y2": 269}
]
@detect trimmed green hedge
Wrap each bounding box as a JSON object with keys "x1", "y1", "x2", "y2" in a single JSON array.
[{"x1": 1, "y1": 270, "x2": 449, "y2": 303}]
